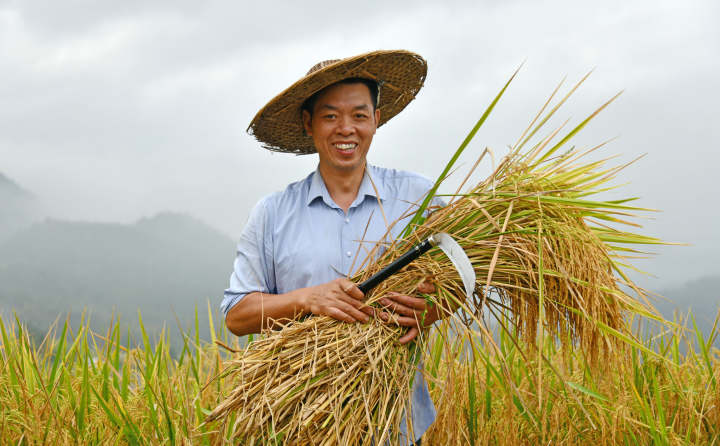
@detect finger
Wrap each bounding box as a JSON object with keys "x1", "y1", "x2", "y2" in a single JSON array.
[
  {"x1": 416, "y1": 280, "x2": 436, "y2": 294},
  {"x1": 378, "y1": 298, "x2": 417, "y2": 317},
  {"x1": 334, "y1": 300, "x2": 370, "y2": 323},
  {"x1": 360, "y1": 305, "x2": 375, "y2": 317},
  {"x1": 378, "y1": 311, "x2": 397, "y2": 325},
  {"x1": 338, "y1": 279, "x2": 365, "y2": 300},
  {"x1": 339, "y1": 293, "x2": 374, "y2": 317},
  {"x1": 398, "y1": 327, "x2": 419, "y2": 345},
  {"x1": 379, "y1": 312, "x2": 420, "y2": 328},
  {"x1": 325, "y1": 307, "x2": 356, "y2": 324},
  {"x1": 385, "y1": 292, "x2": 427, "y2": 311}
]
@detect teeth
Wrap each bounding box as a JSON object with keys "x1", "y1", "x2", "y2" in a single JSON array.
[{"x1": 334, "y1": 143, "x2": 356, "y2": 150}]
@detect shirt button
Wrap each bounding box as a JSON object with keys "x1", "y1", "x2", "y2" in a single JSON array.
[{"x1": 346, "y1": 251, "x2": 352, "y2": 257}]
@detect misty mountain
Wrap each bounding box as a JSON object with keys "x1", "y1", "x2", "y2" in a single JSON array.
[
  {"x1": 655, "y1": 275, "x2": 720, "y2": 342},
  {"x1": 0, "y1": 171, "x2": 41, "y2": 242},
  {"x1": 0, "y1": 171, "x2": 28, "y2": 196},
  {"x1": 0, "y1": 212, "x2": 237, "y2": 348},
  {"x1": 0, "y1": 199, "x2": 716, "y2": 353}
]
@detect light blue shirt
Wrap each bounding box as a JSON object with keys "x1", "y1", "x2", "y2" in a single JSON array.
[{"x1": 222, "y1": 164, "x2": 438, "y2": 442}]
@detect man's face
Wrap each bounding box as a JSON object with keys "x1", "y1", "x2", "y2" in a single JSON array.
[{"x1": 302, "y1": 82, "x2": 381, "y2": 176}]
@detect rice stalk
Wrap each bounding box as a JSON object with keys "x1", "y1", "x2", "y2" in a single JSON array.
[
  {"x1": 0, "y1": 309, "x2": 716, "y2": 444},
  {"x1": 206, "y1": 72, "x2": 668, "y2": 444}
]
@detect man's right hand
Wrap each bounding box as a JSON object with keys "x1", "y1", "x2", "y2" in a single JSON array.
[
  {"x1": 225, "y1": 278, "x2": 373, "y2": 336},
  {"x1": 300, "y1": 278, "x2": 373, "y2": 324}
]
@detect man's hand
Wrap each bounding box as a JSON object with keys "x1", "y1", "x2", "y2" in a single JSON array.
[
  {"x1": 300, "y1": 278, "x2": 373, "y2": 324},
  {"x1": 378, "y1": 280, "x2": 438, "y2": 344},
  {"x1": 226, "y1": 278, "x2": 372, "y2": 336}
]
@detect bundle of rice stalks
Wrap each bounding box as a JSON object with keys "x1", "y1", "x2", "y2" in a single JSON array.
[
  {"x1": 205, "y1": 314, "x2": 420, "y2": 444},
  {"x1": 204, "y1": 72, "x2": 664, "y2": 444}
]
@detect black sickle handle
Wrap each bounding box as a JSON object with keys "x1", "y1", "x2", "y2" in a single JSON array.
[{"x1": 358, "y1": 237, "x2": 434, "y2": 294}]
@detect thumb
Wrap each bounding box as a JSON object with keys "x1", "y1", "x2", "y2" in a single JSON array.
[{"x1": 416, "y1": 278, "x2": 436, "y2": 294}]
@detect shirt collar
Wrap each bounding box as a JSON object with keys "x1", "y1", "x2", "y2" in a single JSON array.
[
  {"x1": 306, "y1": 169, "x2": 332, "y2": 207},
  {"x1": 306, "y1": 165, "x2": 386, "y2": 208}
]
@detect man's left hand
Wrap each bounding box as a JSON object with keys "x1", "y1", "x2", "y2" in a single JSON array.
[{"x1": 378, "y1": 281, "x2": 438, "y2": 344}]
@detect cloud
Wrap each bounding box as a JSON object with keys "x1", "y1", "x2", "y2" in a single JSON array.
[{"x1": 0, "y1": 0, "x2": 717, "y2": 288}]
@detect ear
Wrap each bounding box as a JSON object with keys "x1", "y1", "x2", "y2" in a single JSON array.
[
  {"x1": 373, "y1": 108, "x2": 381, "y2": 133},
  {"x1": 302, "y1": 109, "x2": 313, "y2": 136}
]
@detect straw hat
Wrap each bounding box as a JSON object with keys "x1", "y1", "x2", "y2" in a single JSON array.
[{"x1": 247, "y1": 50, "x2": 428, "y2": 154}]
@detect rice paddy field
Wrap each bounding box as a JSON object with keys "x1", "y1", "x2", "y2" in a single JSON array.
[
  {"x1": 2, "y1": 72, "x2": 719, "y2": 445},
  {"x1": 0, "y1": 309, "x2": 717, "y2": 445}
]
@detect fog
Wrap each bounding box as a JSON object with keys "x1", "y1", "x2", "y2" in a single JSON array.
[{"x1": 1, "y1": 0, "x2": 718, "y2": 290}]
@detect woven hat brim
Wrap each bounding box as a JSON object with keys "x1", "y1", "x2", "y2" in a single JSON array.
[{"x1": 248, "y1": 50, "x2": 427, "y2": 154}]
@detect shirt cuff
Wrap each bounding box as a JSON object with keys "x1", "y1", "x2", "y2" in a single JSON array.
[{"x1": 220, "y1": 292, "x2": 247, "y2": 317}]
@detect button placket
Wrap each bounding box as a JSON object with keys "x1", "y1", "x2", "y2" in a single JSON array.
[{"x1": 341, "y1": 209, "x2": 355, "y2": 273}]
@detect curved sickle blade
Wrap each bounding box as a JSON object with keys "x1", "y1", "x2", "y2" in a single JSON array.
[{"x1": 433, "y1": 232, "x2": 476, "y2": 299}]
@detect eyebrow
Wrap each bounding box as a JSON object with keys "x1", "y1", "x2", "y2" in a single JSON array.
[{"x1": 317, "y1": 104, "x2": 370, "y2": 111}]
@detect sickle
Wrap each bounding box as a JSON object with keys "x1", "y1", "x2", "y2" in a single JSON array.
[{"x1": 358, "y1": 232, "x2": 475, "y2": 299}]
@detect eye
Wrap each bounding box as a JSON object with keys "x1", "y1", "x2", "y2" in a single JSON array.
[
  {"x1": 355, "y1": 113, "x2": 368, "y2": 119},
  {"x1": 323, "y1": 113, "x2": 337, "y2": 120}
]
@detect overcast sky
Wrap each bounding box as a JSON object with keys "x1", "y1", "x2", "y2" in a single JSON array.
[{"x1": 1, "y1": 0, "x2": 718, "y2": 290}]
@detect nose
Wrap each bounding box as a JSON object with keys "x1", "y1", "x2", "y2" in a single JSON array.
[{"x1": 335, "y1": 116, "x2": 355, "y2": 135}]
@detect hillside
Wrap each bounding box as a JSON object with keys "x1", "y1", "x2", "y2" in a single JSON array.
[
  {"x1": 0, "y1": 204, "x2": 716, "y2": 351},
  {"x1": 0, "y1": 172, "x2": 29, "y2": 196},
  {"x1": 0, "y1": 212, "x2": 236, "y2": 348},
  {"x1": 0, "y1": 171, "x2": 40, "y2": 242},
  {"x1": 655, "y1": 275, "x2": 720, "y2": 344}
]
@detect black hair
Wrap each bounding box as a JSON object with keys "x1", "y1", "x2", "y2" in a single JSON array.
[{"x1": 301, "y1": 77, "x2": 379, "y2": 116}]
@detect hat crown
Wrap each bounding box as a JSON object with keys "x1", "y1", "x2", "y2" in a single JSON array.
[{"x1": 306, "y1": 59, "x2": 341, "y2": 76}]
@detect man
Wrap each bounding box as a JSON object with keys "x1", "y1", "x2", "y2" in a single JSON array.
[{"x1": 222, "y1": 50, "x2": 440, "y2": 444}]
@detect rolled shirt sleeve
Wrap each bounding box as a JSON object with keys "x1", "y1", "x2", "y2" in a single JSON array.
[{"x1": 221, "y1": 197, "x2": 276, "y2": 317}]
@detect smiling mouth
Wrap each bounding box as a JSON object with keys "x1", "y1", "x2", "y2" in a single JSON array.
[{"x1": 333, "y1": 143, "x2": 357, "y2": 152}]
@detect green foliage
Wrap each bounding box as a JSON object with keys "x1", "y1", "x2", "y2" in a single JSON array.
[
  {"x1": 0, "y1": 309, "x2": 243, "y2": 444},
  {"x1": 0, "y1": 309, "x2": 716, "y2": 444},
  {"x1": 423, "y1": 312, "x2": 720, "y2": 445}
]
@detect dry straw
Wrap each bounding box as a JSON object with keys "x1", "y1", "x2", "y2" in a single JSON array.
[{"x1": 205, "y1": 70, "x2": 665, "y2": 444}]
